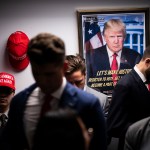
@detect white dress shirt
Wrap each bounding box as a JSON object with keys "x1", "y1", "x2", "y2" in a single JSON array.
[
  {"x1": 134, "y1": 65, "x2": 149, "y2": 90},
  {"x1": 24, "y1": 77, "x2": 67, "y2": 149},
  {"x1": 106, "y1": 46, "x2": 122, "y2": 69}
]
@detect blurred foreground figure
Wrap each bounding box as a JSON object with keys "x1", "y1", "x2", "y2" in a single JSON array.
[
  {"x1": 0, "y1": 32, "x2": 106, "y2": 150},
  {"x1": 33, "y1": 108, "x2": 90, "y2": 150}
]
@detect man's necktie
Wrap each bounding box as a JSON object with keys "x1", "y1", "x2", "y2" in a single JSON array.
[
  {"x1": 111, "y1": 53, "x2": 118, "y2": 85},
  {"x1": 144, "y1": 80, "x2": 150, "y2": 91},
  {"x1": 148, "y1": 84, "x2": 150, "y2": 91},
  {"x1": 0, "y1": 114, "x2": 7, "y2": 128},
  {"x1": 40, "y1": 95, "x2": 53, "y2": 117}
]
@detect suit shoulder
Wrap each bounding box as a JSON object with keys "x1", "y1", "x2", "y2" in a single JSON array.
[
  {"x1": 86, "y1": 86, "x2": 107, "y2": 98},
  {"x1": 123, "y1": 47, "x2": 141, "y2": 56},
  {"x1": 94, "y1": 45, "x2": 106, "y2": 52},
  {"x1": 116, "y1": 70, "x2": 133, "y2": 85},
  {"x1": 127, "y1": 117, "x2": 150, "y2": 135},
  {"x1": 12, "y1": 84, "x2": 36, "y2": 102},
  {"x1": 77, "y1": 88, "x2": 101, "y2": 106},
  {"x1": 80, "y1": 88, "x2": 99, "y2": 100},
  {"x1": 65, "y1": 83, "x2": 99, "y2": 102}
]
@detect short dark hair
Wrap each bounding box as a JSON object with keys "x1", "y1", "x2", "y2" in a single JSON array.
[
  {"x1": 27, "y1": 33, "x2": 65, "y2": 66},
  {"x1": 142, "y1": 45, "x2": 150, "y2": 60},
  {"x1": 65, "y1": 54, "x2": 86, "y2": 75},
  {"x1": 33, "y1": 108, "x2": 87, "y2": 150}
]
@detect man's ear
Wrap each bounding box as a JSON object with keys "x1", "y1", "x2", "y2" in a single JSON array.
[
  {"x1": 63, "y1": 60, "x2": 68, "y2": 72},
  {"x1": 145, "y1": 58, "x2": 150, "y2": 64}
]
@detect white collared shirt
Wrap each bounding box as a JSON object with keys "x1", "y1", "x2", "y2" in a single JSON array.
[
  {"x1": 134, "y1": 65, "x2": 149, "y2": 89},
  {"x1": 0, "y1": 109, "x2": 9, "y2": 118},
  {"x1": 106, "y1": 46, "x2": 122, "y2": 69},
  {"x1": 24, "y1": 77, "x2": 67, "y2": 149}
]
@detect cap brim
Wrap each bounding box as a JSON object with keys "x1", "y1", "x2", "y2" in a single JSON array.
[
  {"x1": 9, "y1": 56, "x2": 30, "y2": 71},
  {"x1": 0, "y1": 84, "x2": 15, "y2": 90}
]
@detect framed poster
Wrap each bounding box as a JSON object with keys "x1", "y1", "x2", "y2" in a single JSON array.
[{"x1": 77, "y1": 7, "x2": 150, "y2": 99}]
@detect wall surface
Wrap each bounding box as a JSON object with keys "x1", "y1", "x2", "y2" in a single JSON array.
[{"x1": 0, "y1": 0, "x2": 150, "y2": 93}]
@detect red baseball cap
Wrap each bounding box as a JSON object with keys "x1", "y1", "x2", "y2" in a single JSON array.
[
  {"x1": 7, "y1": 31, "x2": 30, "y2": 71},
  {"x1": 0, "y1": 72, "x2": 15, "y2": 90}
]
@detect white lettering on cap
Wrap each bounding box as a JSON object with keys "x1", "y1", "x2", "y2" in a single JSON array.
[
  {"x1": 3, "y1": 79, "x2": 12, "y2": 84},
  {"x1": 0, "y1": 75, "x2": 14, "y2": 80},
  {"x1": 9, "y1": 53, "x2": 26, "y2": 61}
]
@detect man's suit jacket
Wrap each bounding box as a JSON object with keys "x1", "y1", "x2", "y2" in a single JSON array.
[
  {"x1": 0, "y1": 82, "x2": 106, "y2": 150},
  {"x1": 85, "y1": 86, "x2": 109, "y2": 117},
  {"x1": 124, "y1": 116, "x2": 150, "y2": 150},
  {"x1": 86, "y1": 45, "x2": 142, "y2": 94},
  {"x1": 107, "y1": 69, "x2": 150, "y2": 149},
  {"x1": 0, "y1": 114, "x2": 8, "y2": 138}
]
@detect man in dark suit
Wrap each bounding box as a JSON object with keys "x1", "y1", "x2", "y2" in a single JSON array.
[
  {"x1": 107, "y1": 45, "x2": 150, "y2": 150},
  {"x1": 0, "y1": 72, "x2": 15, "y2": 135},
  {"x1": 86, "y1": 19, "x2": 141, "y2": 97},
  {"x1": 0, "y1": 33, "x2": 106, "y2": 150}
]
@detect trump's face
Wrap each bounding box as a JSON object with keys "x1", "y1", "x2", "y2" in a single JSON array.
[{"x1": 104, "y1": 28, "x2": 125, "y2": 53}]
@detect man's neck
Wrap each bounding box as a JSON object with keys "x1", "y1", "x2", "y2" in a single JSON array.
[
  {"x1": 0, "y1": 107, "x2": 8, "y2": 114},
  {"x1": 136, "y1": 62, "x2": 146, "y2": 77}
]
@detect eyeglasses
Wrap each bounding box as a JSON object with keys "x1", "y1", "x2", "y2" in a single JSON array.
[{"x1": 0, "y1": 87, "x2": 14, "y2": 95}]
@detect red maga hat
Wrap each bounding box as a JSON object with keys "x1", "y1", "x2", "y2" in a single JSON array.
[
  {"x1": 7, "y1": 31, "x2": 30, "y2": 71},
  {"x1": 0, "y1": 72, "x2": 15, "y2": 90}
]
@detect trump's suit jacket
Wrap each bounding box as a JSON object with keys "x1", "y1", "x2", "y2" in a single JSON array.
[
  {"x1": 0, "y1": 82, "x2": 106, "y2": 150},
  {"x1": 124, "y1": 116, "x2": 150, "y2": 150},
  {"x1": 107, "y1": 69, "x2": 150, "y2": 142},
  {"x1": 86, "y1": 45, "x2": 142, "y2": 94}
]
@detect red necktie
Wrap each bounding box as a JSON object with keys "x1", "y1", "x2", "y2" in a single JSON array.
[
  {"x1": 40, "y1": 95, "x2": 53, "y2": 116},
  {"x1": 148, "y1": 84, "x2": 150, "y2": 91},
  {"x1": 111, "y1": 53, "x2": 118, "y2": 85}
]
